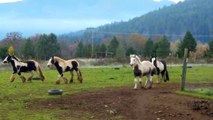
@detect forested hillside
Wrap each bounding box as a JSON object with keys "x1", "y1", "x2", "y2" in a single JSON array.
[{"x1": 60, "y1": 0, "x2": 213, "y2": 43}]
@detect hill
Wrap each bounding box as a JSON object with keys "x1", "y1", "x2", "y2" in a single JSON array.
[{"x1": 59, "y1": 0, "x2": 213, "y2": 43}]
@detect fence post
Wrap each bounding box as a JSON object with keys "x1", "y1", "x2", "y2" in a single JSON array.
[{"x1": 181, "y1": 48, "x2": 188, "y2": 91}]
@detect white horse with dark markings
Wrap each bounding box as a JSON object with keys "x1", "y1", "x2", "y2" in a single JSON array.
[
  {"x1": 2, "y1": 55, "x2": 45, "y2": 83},
  {"x1": 47, "y1": 56, "x2": 83, "y2": 84},
  {"x1": 130, "y1": 54, "x2": 156, "y2": 89},
  {"x1": 150, "y1": 57, "x2": 169, "y2": 83}
]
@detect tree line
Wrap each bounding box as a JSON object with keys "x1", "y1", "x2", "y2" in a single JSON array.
[
  {"x1": 0, "y1": 33, "x2": 60, "y2": 60},
  {"x1": 0, "y1": 31, "x2": 213, "y2": 60}
]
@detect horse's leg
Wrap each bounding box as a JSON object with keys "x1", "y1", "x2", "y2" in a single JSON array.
[
  {"x1": 161, "y1": 71, "x2": 165, "y2": 82},
  {"x1": 157, "y1": 74, "x2": 160, "y2": 84},
  {"x1": 18, "y1": 72, "x2": 26, "y2": 83},
  {"x1": 62, "y1": 76, "x2": 68, "y2": 84},
  {"x1": 69, "y1": 70, "x2": 74, "y2": 83},
  {"x1": 145, "y1": 76, "x2": 148, "y2": 88},
  {"x1": 27, "y1": 71, "x2": 34, "y2": 82},
  {"x1": 139, "y1": 77, "x2": 143, "y2": 89},
  {"x1": 145, "y1": 75, "x2": 152, "y2": 89},
  {"x1": 134, "y1": 77, "x2": 139, "y2": 89},
  {"x1": 56, "y1": 74, "x2": 62, "y2": 84},
  {"x1": 165, "y1": 70, "x2": 169, "y2": 81},
  {"x1": 10, "y1": 73, "x2": 16, "y2": 82},
  {"x1": 76, "y1": 68, "x2": 83, "y2": 83},
  {"x1": 150, "y1": 76, "x2": 153, "y2": 88}
]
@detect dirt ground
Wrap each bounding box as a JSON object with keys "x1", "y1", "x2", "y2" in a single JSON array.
[{"x1": 27, "y1": 83, "x2": 213, "y2": 120}]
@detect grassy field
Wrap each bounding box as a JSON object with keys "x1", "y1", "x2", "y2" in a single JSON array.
[{"x1": 0, "y1": 66, "x2": 212, "y2": 119}]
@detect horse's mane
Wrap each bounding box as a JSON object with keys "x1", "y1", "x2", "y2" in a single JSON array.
[
  {"x1": 54, "y1": 56, "x2": 65, "y2": 63},
  {"x1": 135, "y1": 55, "x2": 142, "y2": 63},
  {"x1": 12, "y1": 56, "x2": 22, "y2": 62}
]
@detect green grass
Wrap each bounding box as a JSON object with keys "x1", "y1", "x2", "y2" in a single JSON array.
[
  {"x1": 176, "y1": 88, "x2": 213, "y2": 100},
  {"x1": 0, "y1": 67, "x2": 134, "y2": 120},
  {"x1": 0, "y1": 66, "x2": 212, "y2": 119}
]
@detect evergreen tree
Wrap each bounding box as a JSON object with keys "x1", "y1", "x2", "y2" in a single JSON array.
[
  {"x1": 75, "y1": 41, "x2": 84, "y2": 57},
  {"x1": 126, "y1": 46, "x2": 136, "y2": 56},
  {"x1": 205, "y1": 39, "x2": 213, "y2": 57},
  {"x1": 143, "y1": 38, "x2": 154, "y2": 57},
  {"x1": 36, "y1": 33, "x2": 61, "y2": 59},
  {"x1": 176, "y1": 31, "x2": 197, "y2": 58},
  {"x1": 108, "y1": 36, "x2": 119, "y2": 56},
  {"x1": 100, "y1": 44, "x2": 106, "y2": 52},
  {"x1": 0, "y1": 46, "x2": 8, "y2": 59},
  {"x1": 155, "y1": 36, "x2": 171, "y2": 58},
  {"x1": 22, "y1": 39, "x2": 35, "y2": 59}
]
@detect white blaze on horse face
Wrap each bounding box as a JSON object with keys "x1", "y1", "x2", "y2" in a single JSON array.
[
  {"x1": 47, "y1": 58, "x2": 53, "y2": 67},
  {"x1": 130, "y1": 57, "x2": 136, "y2": 66},
  {"x1": 2, "y1": 56, "x2": 8, "y2": 63},
  {"x1": 151, "y1": 58, "x2": 155, "y2": 64}
]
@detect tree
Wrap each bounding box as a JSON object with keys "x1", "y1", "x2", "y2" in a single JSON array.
[
  {"x1": 6, "y1": 32, "x2": 22, "y2": 41},
  {"x1": 36, "y1": 33, "x2": 61, "y2": 59},
  {"x1": 0, "y1": 46, "x2": 8, "y2": 59},
  {"x1": 126, "y1": 46, "x2": 136, "y2": 56},
  {"x1": 155, "y1": 36, "x2": 171, "y2": 58},
  {"x1": 128, "y1": 33, "x2": 147, "y2": 54},
  {"x1": 205, "y1": 39, "x2": 213, "y2": 57},
  {"x1": 5, "y1": 32, "x2": 24, "y2": 56},
  {"x1": 22, "y1": 39, "x2": 35, "y2": 59},
  {"x1": 176, "y1": 31, "x2": 197, "y2": 58},
  {"x1": 100, "y1": 44, "x2": 106, "y2": 52},
  {"x1": 108, "y1": 36, "x2": 119, "y2": 56},
  {"x1": 143, "y1": 38, "x2": 154, "y2": 57},
  {"x1": 75, "y1": 41, "x2": 84, "y2": 57}
]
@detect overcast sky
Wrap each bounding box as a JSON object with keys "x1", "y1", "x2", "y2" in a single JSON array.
[{"x1": 0, "y1": 0, "x2": 184, "y2": 39}]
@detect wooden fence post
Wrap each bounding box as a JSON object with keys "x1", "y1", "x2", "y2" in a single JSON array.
[{"x1": 181, "y1": 48, "x2": 188, "y2": 91}]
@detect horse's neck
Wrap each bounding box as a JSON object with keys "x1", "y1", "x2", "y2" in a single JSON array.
[
  {"x1": 135, "y1": 57, "x2": 142, "y2": 65},
  {"x1": 55, "y1": 57, "x2": 66, "y2": 63},
  {"x1": 11, "y1": 59, "x2": 27, "y2": 67}
]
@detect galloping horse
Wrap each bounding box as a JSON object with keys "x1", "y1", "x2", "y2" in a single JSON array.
[
  {"x1": 130, "y1": 54, "x2": 156, "y2": 89},
  {"x1": 150, "y1": 57, "x2": 169, "y2": 83},
  {"x1": 2, "y1": 55, "x2": 45, "y2": 82},
  {"x1": 47, "y1": 56, "x2": 83, "y2": 84}
]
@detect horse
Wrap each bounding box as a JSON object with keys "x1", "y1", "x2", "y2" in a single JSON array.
[
  {"x1": 130, "y1": 54, "x2": 156, "y2": 89},
  {"x1": 2, "y1": 55, "x2": 45, "y2": 83},
  {"x1": 47, "y1": 56, "x2": 83, "y2": 84},
  {"x1": 150, "y1": 57, "x2": 169, "y2": 83}
]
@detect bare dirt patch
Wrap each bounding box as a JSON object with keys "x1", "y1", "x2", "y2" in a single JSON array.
[{"x1": 27, "y1": 84, "x2": 213, "y2": 120}]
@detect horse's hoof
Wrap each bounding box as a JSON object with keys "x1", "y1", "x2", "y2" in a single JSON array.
[
  {"x1": 56, "y1": 81, "x2": 60, "y2": 84},
  {"x1": 69, "y1": 80, "x2": 73, "y2": 83},
  {"x1": 133, "y1": 88, "x2": 138, "y2": 90}
]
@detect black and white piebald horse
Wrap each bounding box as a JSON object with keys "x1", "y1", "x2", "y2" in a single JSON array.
[
  {"x1": 47, "y1": 56, "x2": 83, "y2": 84},
  {"x1": 150, "y1": 57, "x2": 169, "y2": 83},
  {"x1": 130, "y1": 54, "x2": 156, "y2": 89},
  {"x1": 2, "y1": 55, "x2": 45, "y2": 83}
]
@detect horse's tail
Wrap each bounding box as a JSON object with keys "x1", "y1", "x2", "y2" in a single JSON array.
[
  {"x1": 161, "y1": 60, "x2": 169, "y2": 82},
  {"x1": 165, "y1": 69, "x2": 169, "y2": 81},
  {"x1": 78, "y1": 68, "x2": 83, "y2": 83},
  {"x1": 38, "y1": 65, "x2": 45, "y2": 81}
]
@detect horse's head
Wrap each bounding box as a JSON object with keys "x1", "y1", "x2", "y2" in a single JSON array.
[
  {"x1": 2, "y1": 55, "x2": 12, "y2": 64},
  {"x1": 2, "y1": 55, "x2": 20, "y2": 64},
  {"x1": 47, "y1": 56, "x2": 55, "y2": 67},
  {"x1": 150, "y1": 57, "x2": 157, "y2": 65},
  {"x1": 129, "y1": 54, "x2": 137, "y2": 66}
]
